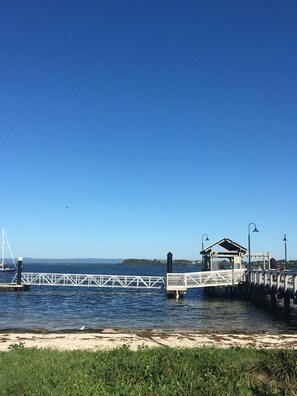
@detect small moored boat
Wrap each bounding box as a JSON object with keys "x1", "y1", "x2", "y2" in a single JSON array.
[{"x1": 0, "y1": 227, "x2": 16, "y2": 272}]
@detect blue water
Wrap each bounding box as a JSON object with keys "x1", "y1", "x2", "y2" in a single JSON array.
[{"x1": 0, "y1": 263, "x2": 295, "y2": 332}]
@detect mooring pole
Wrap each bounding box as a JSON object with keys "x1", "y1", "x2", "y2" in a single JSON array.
[
  {"x1": 16, "y1": 257, "x2": 23, "y2": 285},
  {"x1": 270, "y1": 293, "x2": 277, "y2": 313},
  {"x1": 284, "y1": 296, "x2": 291, "y2": 320},
  {"x1": 270, "y1": 258, "x2": 276, "y2": 269},
  {"x1": 167, "y1": 252, "x2": 173, "y2": 273}
]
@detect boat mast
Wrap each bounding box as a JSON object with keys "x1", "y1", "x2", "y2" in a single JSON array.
[
  {"x1": 5, "y1": 230, "x2": 16, "y2": 267},
  {"x1": 1, "y1": 227, "x2": 4, "y2": 268}
]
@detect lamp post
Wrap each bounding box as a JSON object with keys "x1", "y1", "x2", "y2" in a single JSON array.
[
  {"x1": 248, "y1": 223, "x2": 259, "y2": 276},
  {"x1": 283, "y1": 234, "x2": 287, "y2": 265},
  {"x1": 201, "y1": 234, "x2": 209, "y2": 251},
  {"x1": 201, "y1": 234, "x2": 209, "y2": 271}
]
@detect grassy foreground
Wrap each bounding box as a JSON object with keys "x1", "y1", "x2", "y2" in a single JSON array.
[{"x1": 0, "y1": 344, "x2": 296, "y2": 395}]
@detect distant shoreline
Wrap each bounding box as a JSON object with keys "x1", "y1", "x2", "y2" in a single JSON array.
[
  {"x1": 11, "y1": 259, "x2": 124, "y2": 265},
  {"x1": 121, "y1": 259, "x2": 199, "y2": 266},
  {"x1": 5, "y1": 259, "x2": 200, "y2": 267}
]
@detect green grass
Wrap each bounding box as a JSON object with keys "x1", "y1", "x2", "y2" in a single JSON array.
[{"x1": 0, "y1": 344, "x2": 296, "y2": 395}]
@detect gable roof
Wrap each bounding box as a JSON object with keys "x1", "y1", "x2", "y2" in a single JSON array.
[{"x1": 200, "y1": 237, "x2": 247, "y2": 255}]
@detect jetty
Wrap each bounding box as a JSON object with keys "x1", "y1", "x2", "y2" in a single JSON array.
[{"x1": 1, "y1": 237, "x2": 297, "y2": 321}]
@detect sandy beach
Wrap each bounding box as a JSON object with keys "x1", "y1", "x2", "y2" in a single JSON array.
[{"x1": 0, "y1": 330, "x2": 296, "y2": 351}]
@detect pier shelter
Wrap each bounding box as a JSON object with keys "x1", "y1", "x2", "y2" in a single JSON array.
[{"x1": 200, "y1": 238, "x2": 247, "y2": 272}]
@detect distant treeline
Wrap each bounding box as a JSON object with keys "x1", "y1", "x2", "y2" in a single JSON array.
[
  {"x1": 216, "y1": 259, "x2": 297, "y2": 270},
  {"x1": 242, "y1": 259, "x2": 297, "y2": 269},
  {"x1": 122, "y1": 259, "x2": 196, "y2": 266},
  {"x1": 270, "y1": 260, "x2": 297, "y2": 269}
]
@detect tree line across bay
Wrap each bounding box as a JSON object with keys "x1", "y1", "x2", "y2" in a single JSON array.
[
  {"x1": 122, "y1": 258, "x2": 297, "y2": 269},
  {"x1": 122, "y1": 259, "x2": 196, "y2": 266}
]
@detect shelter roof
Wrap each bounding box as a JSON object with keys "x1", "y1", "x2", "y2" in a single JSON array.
[{"x1": 200, "y1": 238, "x2": 247, "y2": 255}]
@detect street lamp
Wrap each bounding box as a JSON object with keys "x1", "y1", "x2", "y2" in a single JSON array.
[
  {"x1": 283, "y1": 234, "x2": 287, "y2": 265},
  {"x1": 201, "y1": 234, "x2": 209, "y2": 271},
  {"x1": 248, "y1": 223, "x2": 259, "y2": 275},
  {"x1": 202, "y1": 234, "x2": 209, "y2": 251}
]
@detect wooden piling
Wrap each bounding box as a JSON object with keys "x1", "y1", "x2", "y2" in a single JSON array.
[
  {"x1": 284, "y1": 296, "x2": 291, "y2": 319},
  {"x1": 270, "y1": 293, "x2": 277, "y2": 313},
  {"x1": 167, "y1": 252, "x2": 173, "y2": 274},
  {"x1": 16, "y1": 257, "x2": 23, "y2": 285}
]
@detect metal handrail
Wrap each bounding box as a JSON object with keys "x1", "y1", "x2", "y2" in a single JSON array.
[
  {"x1": 11, "y1": 272, "x2": 166, "y2": 289},
  {"x1": 167, "y1": 269, "x2": 246, "y2": 291}
]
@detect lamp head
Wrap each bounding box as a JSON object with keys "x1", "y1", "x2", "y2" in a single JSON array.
[
  {"x1": 248, "y1": 222, "x2": 259, "y2": 233},
  {"x1": 283, "y1": 234, "x2": 287, "y2": 242},
  {"x1": 206, "y1": 236, "x2": 209, "y2": 241}
]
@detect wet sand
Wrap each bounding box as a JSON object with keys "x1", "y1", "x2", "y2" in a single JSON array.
[{"x1": 0, "y1": 330, "x2": 297, "y2": 351}]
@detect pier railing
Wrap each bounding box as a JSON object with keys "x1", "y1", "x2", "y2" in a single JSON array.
[
  {"x1": 11, "y1": 272, "x2": 166, "y2": 289},
  {"x1": 249, "y1": 269, "x2": 297, "y2": 296},
  {"x1": 167, "y1": 269, "x2": 246, "y2": 292},
  {"x1": 10, "y1": 269, "x2": 297, "y2": 296}
]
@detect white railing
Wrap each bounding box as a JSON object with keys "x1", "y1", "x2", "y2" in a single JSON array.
[
  {"x1": 12, "y1": 269, "x2": 296, "y2": 295},
  {"x1": 11, "y1": 272, "x2": 166, "y2": 289},
  {"x1": 167, "y1": 269, "x2": 246, "y2": 292},
  {"x1": 249, "y1": 269, "x2": 297, "y2": 295}
]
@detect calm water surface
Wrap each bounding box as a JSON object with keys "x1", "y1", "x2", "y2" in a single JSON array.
[{"x1": 0, "y1": 263, "x2": 295, "y2": 332}]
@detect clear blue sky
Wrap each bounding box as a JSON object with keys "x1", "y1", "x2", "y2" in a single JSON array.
[{"x1": 1, "y1": 1, "x2": 296, "y2": 260}]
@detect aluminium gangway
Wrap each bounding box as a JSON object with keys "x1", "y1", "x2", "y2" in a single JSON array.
[
  {"x1": 11, "y1": 272, "x2": 166, "y2": 289},
  {"x1": 11, "y1": 269, "x2": 247, "y2": 292}
]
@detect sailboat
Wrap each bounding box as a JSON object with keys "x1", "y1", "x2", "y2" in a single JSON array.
[{"x1": 0, "y1": 228, "x2": 16, "y2": 272}]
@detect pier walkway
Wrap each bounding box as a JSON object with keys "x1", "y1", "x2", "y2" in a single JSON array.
[
  {"x1": 167, "y1": 269, "x2": 246, "y2": 294},
  {"x1": 8, "y1": 269, "x2": 297, "y2": 298},
  {"x1": 11, "y1": 272, "x2": 166, "y2": 289},
  {"x1": 10, "y1": 269, "x2": 246, "y2": 292},
  {"x1": 167, "y1": 269, "x2": 297, "y2": 297}
]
